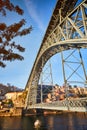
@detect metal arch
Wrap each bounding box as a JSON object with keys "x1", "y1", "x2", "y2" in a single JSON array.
[
  {"x1": 42, "y1": 0, "x2": 78, "y2": 43},
  {"x1": 39, "y1": 0, "x2": 87, "y2": 58},
  {"x1": 25, "y1": 43, "x2": 87, "y2": 108},
  {"x1": 25, "y1": 0, "x2": 87, "y2": 108}
]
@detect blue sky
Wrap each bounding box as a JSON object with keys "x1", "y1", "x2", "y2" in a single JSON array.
[{"x1": 0, "y1": 0, "x2": 57, "y2": 88}]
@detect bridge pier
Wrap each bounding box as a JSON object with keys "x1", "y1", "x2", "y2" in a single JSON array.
[
  {"x1": 22, "y1": 108, "x2": 44, "y2": 116},
  {"x1": 22, "y1": 108, "x2": 37, "y2": 116},
  {"x1": 36, "y1": 108, "x2": 44, "y2": 115}
]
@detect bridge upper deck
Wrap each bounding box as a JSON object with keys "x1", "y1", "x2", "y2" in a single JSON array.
[{"x1": 43, "y1": 0, "x2": 78, "y2": 44}]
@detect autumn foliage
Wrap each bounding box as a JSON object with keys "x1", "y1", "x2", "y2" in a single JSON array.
[{"x1": 0, "y1": 0, "x2": 32, "y2": 67}]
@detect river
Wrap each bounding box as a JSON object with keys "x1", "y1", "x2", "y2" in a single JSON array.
[{"x1": 0, "y1": 113, "x2": 87, "y2": 130}]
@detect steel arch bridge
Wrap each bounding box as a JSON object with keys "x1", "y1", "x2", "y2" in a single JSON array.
[{"x1": 25, "y1": 0, "x2": 87, "y2": 111}]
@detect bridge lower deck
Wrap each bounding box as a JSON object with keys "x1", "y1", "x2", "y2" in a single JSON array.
[{"x1": 27, "y1": 97, "x2": 87, "y2": 112}]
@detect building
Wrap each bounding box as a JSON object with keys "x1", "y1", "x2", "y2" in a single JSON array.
[{"x1": 5, "y1": 92, "x2": 23, "y2": 100}]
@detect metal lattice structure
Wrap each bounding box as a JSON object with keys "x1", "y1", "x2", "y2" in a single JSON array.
[
  {"x1": 25, "y1": 0, "x2": 87, "y2": 110},
  {"x1": 38, "y1": 60, "x2": 53, "y2": 103},
  {"x1": 29, "y1": 97, "x2": 87, "y2": 112}
]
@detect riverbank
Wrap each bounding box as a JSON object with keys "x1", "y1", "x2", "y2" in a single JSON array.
[
  {"x1": 0, "y1": 107, "x2": 87, "y2": 117},
  {"x1": 23, "y1": 108, "x2": 87, "y2": 117},
  {"x1": 0, "y1": 107, "x2": 23, "y2": 117},
  {"x1": 40, "y1": 110, "x2": 87, "y2": 116}
]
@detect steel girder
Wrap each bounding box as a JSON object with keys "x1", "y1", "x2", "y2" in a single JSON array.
[
  {"x1": 25, "y1": 0, "x2": 87, "y2": 108},
  {"x1": 28, "y1": 97, "x2": 87, "y2": 112}
]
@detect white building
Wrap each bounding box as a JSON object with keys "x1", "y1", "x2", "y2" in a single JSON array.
[{"x1": 5, "y1": 92, "x2": 23, "y2": 100}]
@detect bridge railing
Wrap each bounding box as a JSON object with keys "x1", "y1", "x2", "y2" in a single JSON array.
[{"x1": 28, "y1": 97, "x2": 87, "y2": 112}]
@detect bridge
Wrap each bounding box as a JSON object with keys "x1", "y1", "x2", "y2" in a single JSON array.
[
  {"x1": 29, "y1": 97, "x2": 87, "y2": 112},
  {"x1": 25, "y1": 0, "x2": 87, "y2": 112}
]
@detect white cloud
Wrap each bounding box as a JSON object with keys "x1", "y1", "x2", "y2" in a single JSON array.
[{"x1": 24, "y1": 0, "x2": 45, "y2": 32}]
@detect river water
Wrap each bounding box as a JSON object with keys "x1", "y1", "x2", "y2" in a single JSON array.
[{"x1": 0, "y1": 113, "x2": 87, "y2": 130}]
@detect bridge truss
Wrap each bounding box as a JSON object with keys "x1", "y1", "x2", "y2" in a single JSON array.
[{"x1": 25, "y1": 0, "x2": 87, "y2": 111}]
